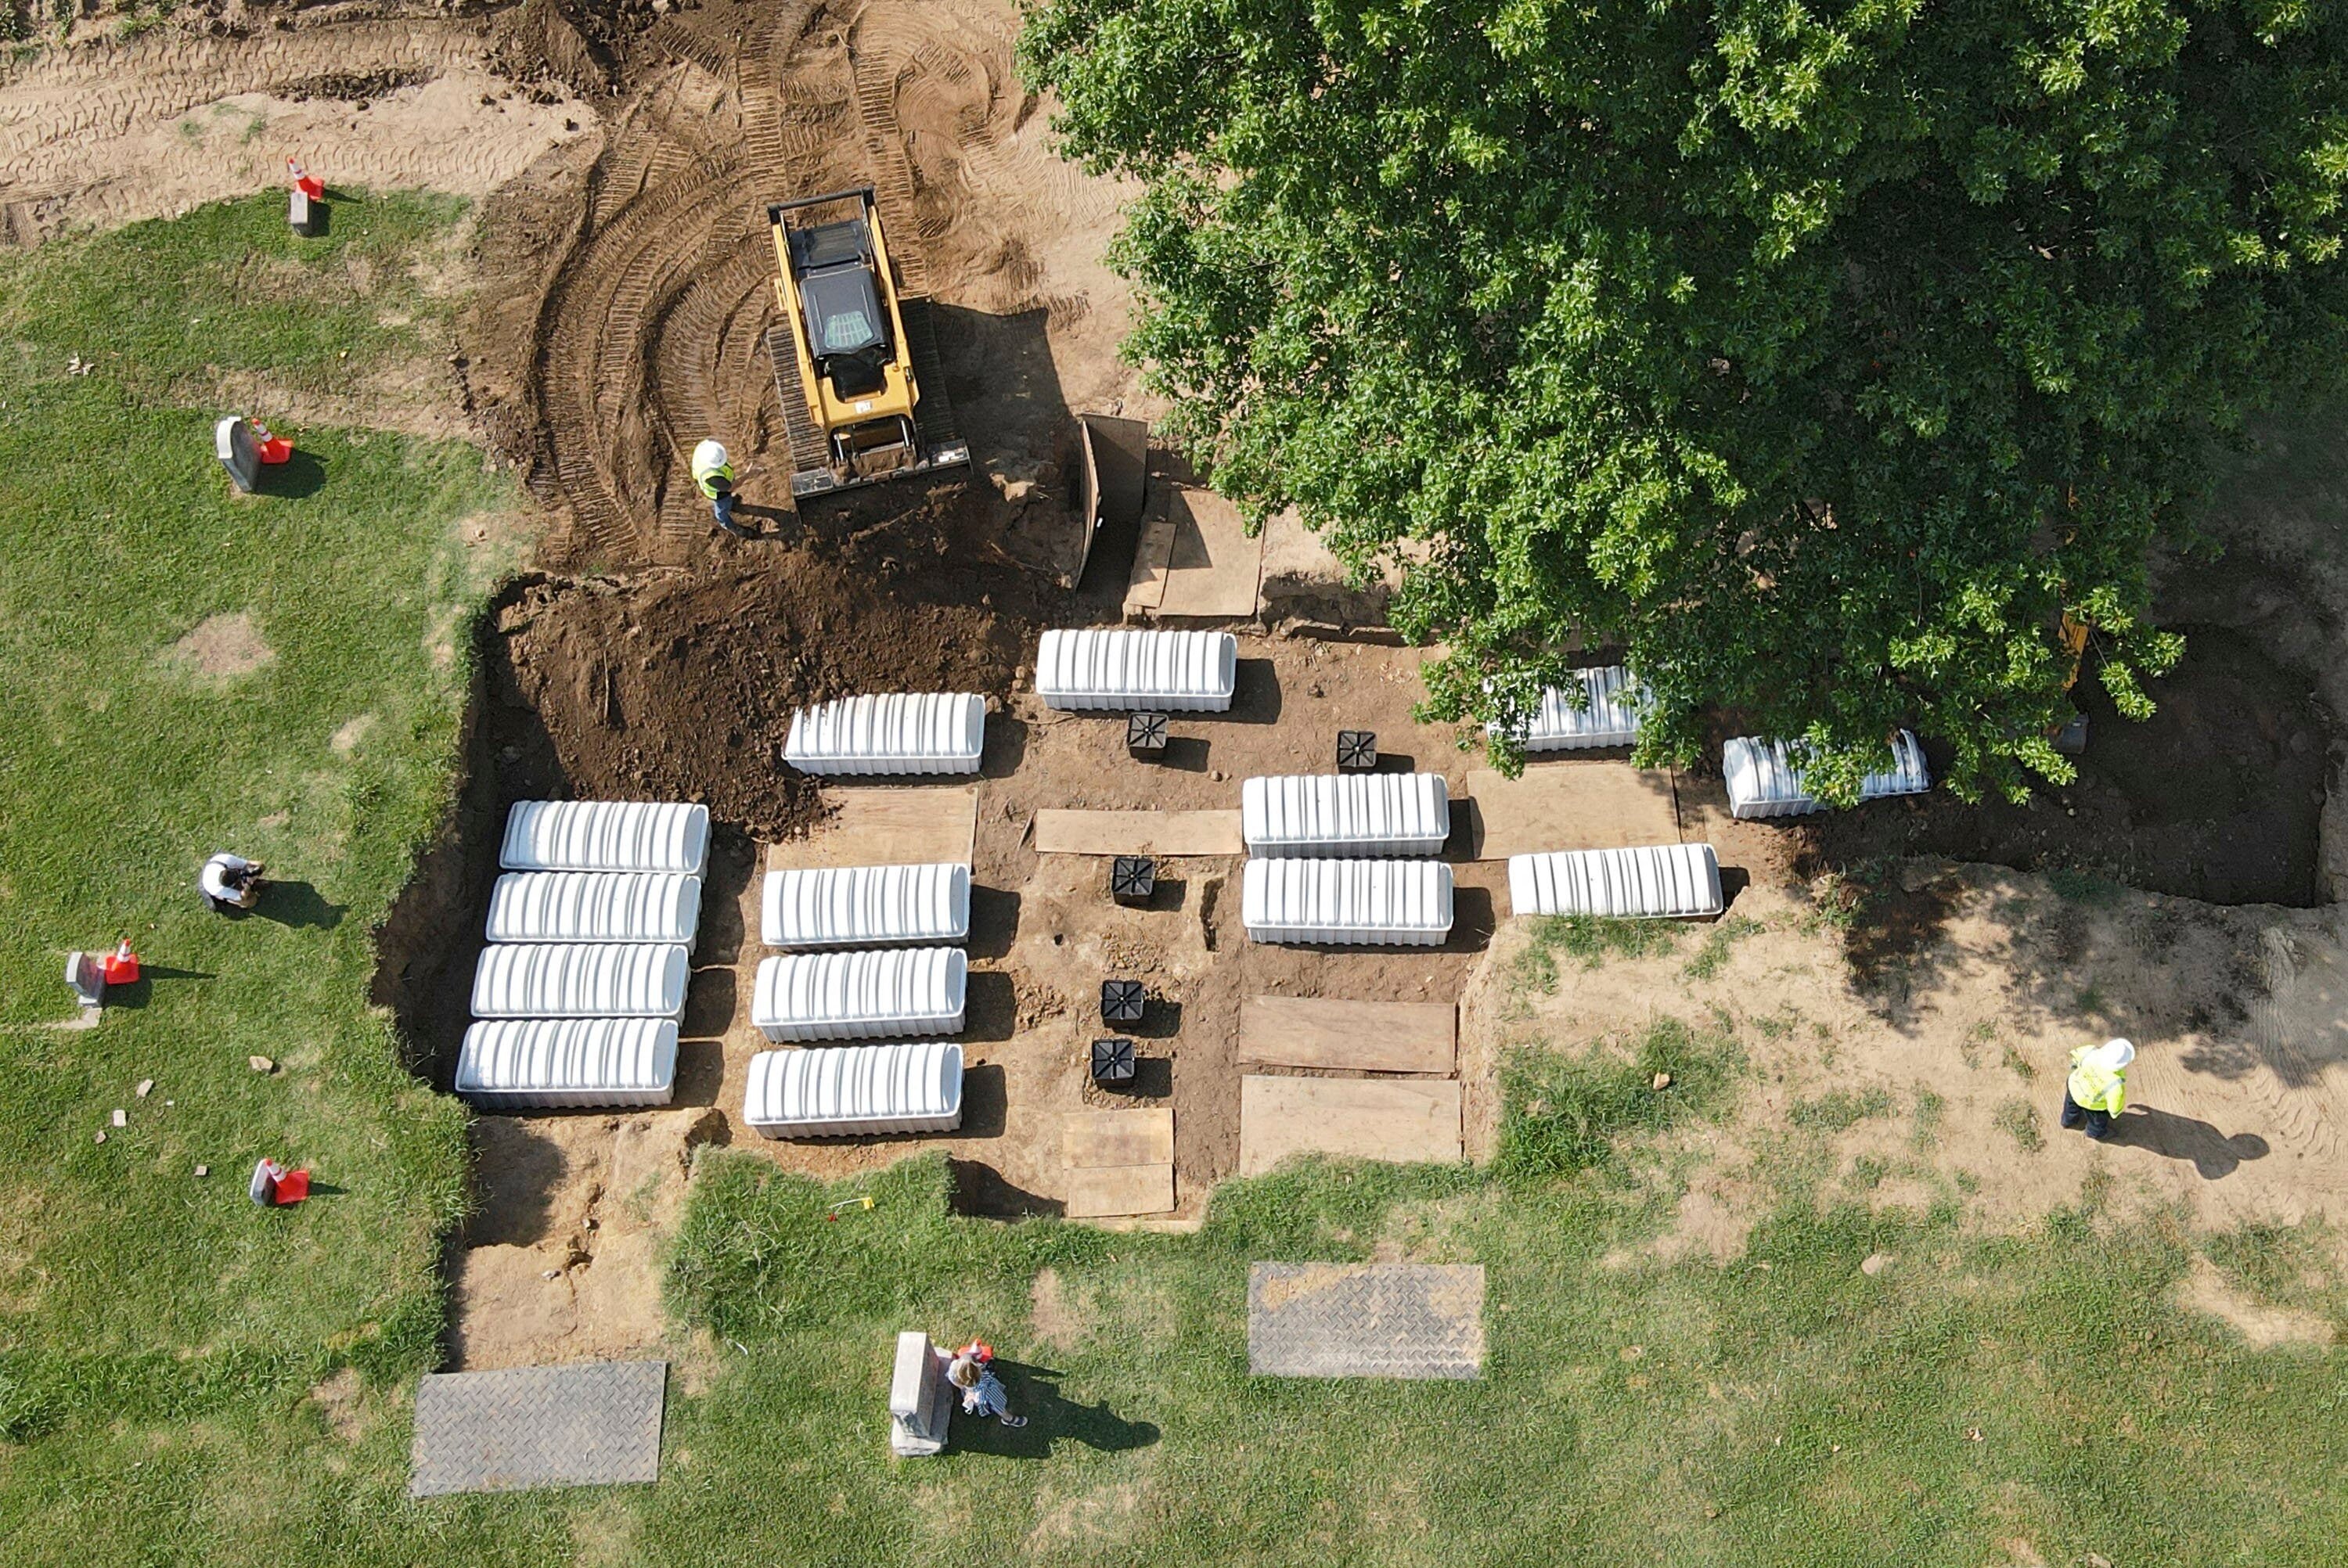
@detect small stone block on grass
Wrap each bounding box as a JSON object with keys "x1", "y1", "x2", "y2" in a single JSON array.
[
  {"x1": 1337, "y1": 729, "x2": 1378, "y2": 771},
  {"x1": 1126, "y1": 711, "x2": 1169, "y2": 757},
  {"x1": 1111, "y1": 855, "x2": 1156, "y2": 905},
  {"x1": 1100, "y1": 978, "x2": 1146, "y2": 1026},
  {"x1": 1090, "y1": 1038, "x2": 1137, "y2": 1087}
]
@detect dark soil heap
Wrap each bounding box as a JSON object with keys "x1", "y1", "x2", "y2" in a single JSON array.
[
  {"x1": 374, "y1": 538, "x2": 1057, "y2": 1076},
  {"x1": 485, "y1": 544, "x2": 1045, "y2": 840}
]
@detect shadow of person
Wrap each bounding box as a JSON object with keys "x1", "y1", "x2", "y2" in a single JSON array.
[
  {"x1": 949, "y1": 1361, "x2": 1160, "y2": 1459},
  {"x1": 711, "y1": 503, "x2": 795, "y2": 541},
  {"x1": 253, "y1": 880, "x2": 344, "y2": 930},
  {"x1": 2110, "y1": 1105, "x2": 2271, "y2": 1179}
]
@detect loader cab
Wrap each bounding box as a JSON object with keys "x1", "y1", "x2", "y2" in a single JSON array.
[{"x1": 788, "y1": 218, "x2": 893, "y2": 400}]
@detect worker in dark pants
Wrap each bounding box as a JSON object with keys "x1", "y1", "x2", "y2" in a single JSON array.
[
  {"x1": 692, "y1": 440, "x2": 751, "y2": 538},
  {"x1": 2060, "y1": 1038, "x2": 2134, "y2": 1140}
]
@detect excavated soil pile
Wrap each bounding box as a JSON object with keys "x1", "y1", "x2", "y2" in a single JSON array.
[
  {"x1": 484, "y1": 545, "x2": 1041, "y2": 840},
  {"x1": 374, "y1": 535, "x2": 1057, "y2": 1076}
]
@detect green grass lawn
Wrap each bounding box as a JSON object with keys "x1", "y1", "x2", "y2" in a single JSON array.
[
  {"x1": 5, "y1": 194, "x2": 2347, "y2": 1567},
  {"x1": 0, "y1": 193, "x2": 538, "y2": 1563},
  {"x1": 634, "y1": 1041, "x2": 2348, "y2": 1568}
]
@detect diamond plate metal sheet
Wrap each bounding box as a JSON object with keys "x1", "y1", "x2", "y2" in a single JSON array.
[
  {"x1": 409, "y1": 1360, "x2": 668, "y2": 1498},
  {"x1": 1248, "y1": 1263, "x2": 1485, "y2": 1379}
]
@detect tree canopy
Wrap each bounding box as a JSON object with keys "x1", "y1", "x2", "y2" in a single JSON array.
[{"x1": 1021, "y1": 0, "x2": 2348, "y2": 800}]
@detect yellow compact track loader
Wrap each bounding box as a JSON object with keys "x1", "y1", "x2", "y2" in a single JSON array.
[{"x1": 765, "y1": 185, "x2": 969, "y2": 500}]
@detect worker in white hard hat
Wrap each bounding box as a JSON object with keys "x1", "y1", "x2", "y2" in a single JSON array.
[
  {"x1": 2059, "y1": 1037, "x2": 2135, "y2": 1141},
  {"x1": 690, "y1": 439, "x2": 749, "y2": 538}
]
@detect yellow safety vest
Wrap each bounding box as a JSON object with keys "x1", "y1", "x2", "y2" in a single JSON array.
[
  {"x1": 691, "y1": 451, "x2": 734, "y2": 500},
  {"x1": 2067, "y1": 1047, "x2": 2127, "y2": 1116}
]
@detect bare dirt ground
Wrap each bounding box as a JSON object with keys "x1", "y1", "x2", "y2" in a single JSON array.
[
  {"x1": 1467, "y1": 861, "x2": 2348, "y2": 1268},
  {"x1": 501, "y1": 0, "x2": 1140, "y2": 570},
  {"x1": 0, "y1": 16, "x2": 589, "y2": 243},
  {"x1": 15, "y1": 0, "x2": 2348, "y2": 1366},
  {"x1": 679, "y1": 635, "x2": 1507, "y2": 1221}
]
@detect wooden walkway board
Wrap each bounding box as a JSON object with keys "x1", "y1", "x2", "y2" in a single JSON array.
[
  {"x1": 1465, "y1": 764, "x2": 1680, "y2": 860},
  {"x1": 1033, "y1": 809, "x2": 1243, "y2": 858},
  {"x1": 1067, "y1": 1163, "x2": 1176, "y2": 1219},
  {"x1": 765, "y1": 785, "x2": 978, "y2": 871},
  {"x1": 1122, "y1": 481, "x2": 1264, "y2": 619},
  {"x1": 1238, "y1": 1077, "x2": 1462, "y2": 1176},
  {"x1": 1237, "y1": 998, "x2": 1457, "y2": 1074},
  {"x1": 1064, "y1": 1108, "x2": 1176, "y2": 1168}
]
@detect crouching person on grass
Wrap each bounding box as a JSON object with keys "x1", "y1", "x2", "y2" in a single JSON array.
[{"x1": 946, "y1": 1345, "x2": 1026, "y2": 1429}]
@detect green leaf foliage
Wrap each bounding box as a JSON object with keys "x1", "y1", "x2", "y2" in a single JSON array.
[{"x1": 1021, "y1": 0, "x2": 2348, "y2": 800}]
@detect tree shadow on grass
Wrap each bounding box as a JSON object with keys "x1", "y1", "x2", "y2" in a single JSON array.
[{"x1": 949, "y1": 1361, "x2": 1160, "y2": 1459}]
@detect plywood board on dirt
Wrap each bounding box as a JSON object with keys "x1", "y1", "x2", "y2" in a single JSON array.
[
  {"x1": 1124, "y1": 480, "x2": 1263, "y2": 620},
  {"x1": 1033, "y1": 809, "x2": 1244, "y2": 858},
  {"x1": 1154, "y1": 484, "x2": 1263, "y2": 619},
  {"x1": 1237, "y1": 998, "x2": 1456, "y2": 1075},
  {"x1": 1067, "y1": 1163, "x2": 1176, "y2": 1219},
  {"x1": 1064, "y1": 1108, "x2": 1176, "y2": 1168},
  {"x1": 1238, "y1": 1077, "x2": 1462, "y2": 1176},
  {"x1": 763, "y1": 785, "x2": 978, "y2": 871},
  {"x1": 1465, "y1": 764, "x2": 1680, "y2": 861},
  {"x1": 1123, "y1": 487, "x2": 1176, "y2": 613}
]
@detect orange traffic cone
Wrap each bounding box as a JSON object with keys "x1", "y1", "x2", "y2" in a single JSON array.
[{"x1": 98, "y1": 940, "x2": 139, "y2": 986}]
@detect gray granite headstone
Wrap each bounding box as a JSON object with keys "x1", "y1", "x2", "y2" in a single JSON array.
[
  {"x1": 215, "y1": 416, "x2": 258, "y2": 492},
  {"x1": 288, "y1": 188, "x2": 319, "y2": 238},
  {"x1": 64, "y1": 951, "x2": 106, "y2": 1008}
]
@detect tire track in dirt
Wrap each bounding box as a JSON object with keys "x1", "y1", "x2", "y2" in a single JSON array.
[
  {"x1": 2249, "y1": 928, "x2": 2345, "y2": 1162},
  {"x1": 645, "y1": 16, "x2": 735, "y2": 85},
  {"x1": 531, "y1": 0, "x2": 837, "y2": 563},
  {"x1": 844, "y1": 29, "x2": 929, "y2": 293},
  {"x1": 538, "y1": 151, "x2": 744, "y2": 561},
  {"x1": 0, "y1": 24, "x2": 589, "y2": 246},
  {"x1": 528, "y1": 0, "x2": 1140, "y2": 566},
  {"x1": 0, "y1": 28, "x2": 478, "y2": 168},
  {"x1": 650, "y1": 239, "x2": 774, "y2": 542}
]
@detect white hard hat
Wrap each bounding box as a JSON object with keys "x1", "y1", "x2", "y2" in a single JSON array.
[
  {"x1": 692, "y1": 439, "x2": 729, "y2": 469},
  {"x1": 2103, "y1": 1038, "x2": 2135, "y2": 1069}
]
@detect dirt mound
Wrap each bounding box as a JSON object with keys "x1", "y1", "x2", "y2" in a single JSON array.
[
  {"x1": 486, "y1": 538, "x2": 1044, "y2": 839},
  {"x1": 1804, "y1": 627, "x2": 2331, "y2": 907},
  {"x1": 374, "y1": 532, "x2": 1057, "y2": 1074}
]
